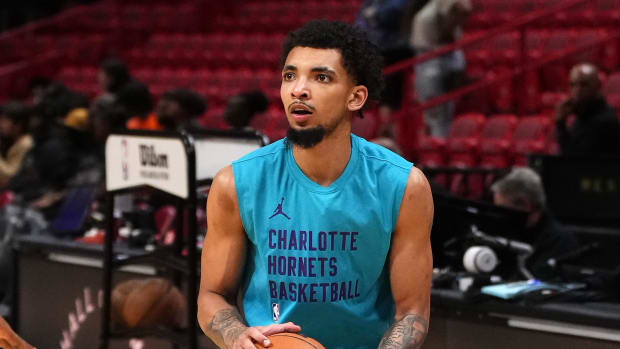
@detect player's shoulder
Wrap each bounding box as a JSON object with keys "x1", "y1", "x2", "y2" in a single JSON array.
[
  {"x1": 355, "y1": 134, "x2": 413, "y2": 172},
  {"x1": 233, "y1": 138, "x2": 287, "y2": 165},
  {"x1": 404, "y1": 166, "x2": 431, "y2": 195},
  {"x1": 212, "y1": 165, "x2": 235, "y2": 194}
]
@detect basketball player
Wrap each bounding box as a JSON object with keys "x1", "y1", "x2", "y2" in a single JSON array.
[{"x1": 198, "y1": 20, "x2": 433, "y2": 349}]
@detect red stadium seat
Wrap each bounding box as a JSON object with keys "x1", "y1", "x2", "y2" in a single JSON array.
[
  {"x1": 540, "y1": 91, "x2": 567, "y2": 114},
  {"x1": 479, "y1": 114, "x2": 518, "y2": 154},
  {"x1": 263, "y1": 107, "x2": 288, "y2": 141},
  {"x1": 478, "y1": 114, "x2": 518, "y2": 168},
  {"x1": 417, "y1": 136, "x2": 446, "y2": 167},
  {"x1": 486, "y1": 67, "x2": 514, "y2": 112},
  {"x1": 593, "y1": 0, "x2": 620, "y2": 27},
  {"x1": 572, "y1": 29, "x2": 605, "y2": 66},
  {"x1": 512, "y1": 116, "x2": 552, "y2": 165},
  {"x1": 446, "y1": 113, "x2": 486, "y2": 153},
  {"x1": 604, "y1": 73, "x2": 620, "y2": 96},
  {"x1": 607, "y1": 94, "x2": 620, "y2": 112},
  {"x1": 199, "y1": 107, "x2": 226, "y2": 130},
  {"x1": 539, "y1": 31, "x2": 573, "y2": 90},
  {"x1": 441, "y1": 113, "x2": 486, "y2": 171},
  {"x1": 491, "y1": 31, "x2": 520, "y2": 66},
  {"x1": 351, "y1": 111, "x2": 378, "y2": 140},
  {"x1": 516, "y1": 70, "x2": 541, "y2": 115},
  {"x1": 526, "y1": 30, "x2": 549, "y2": 61},
  {"x1": 446, "y1": 156, "x2": 483, "y2": 199}
]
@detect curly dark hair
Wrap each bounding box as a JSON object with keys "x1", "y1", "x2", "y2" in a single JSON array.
[
  {"x1": 162, "y1": 88, "x2": 208, "y2": 117},
  {"x1": 100, "y1": 58, "x2": 131, "y2": 94},
  {"x1": 280, "y1": 19, "x2": 385, "y2": 109}
]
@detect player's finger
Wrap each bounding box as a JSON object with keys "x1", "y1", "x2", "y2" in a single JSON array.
[
  {"x1": 0, "y1": 339, "x2": 11, "y2": 349},
  {"x1": 261, "y1": 322, "x2": 301, "y2": 336},
  {"x1": 246, "y1": 327, "x2": 270, "y2": 347},
  {"x1": 239, "y1": 337, "x2": 260, "y2": 349}
]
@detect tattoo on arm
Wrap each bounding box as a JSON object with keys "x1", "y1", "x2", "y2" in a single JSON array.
[
  {"x1": 207, "y1": 308, "x2": 247, "y2": 347},
  {"x1": 378, "y1": 314, "x2": 428, "y2": 349}
]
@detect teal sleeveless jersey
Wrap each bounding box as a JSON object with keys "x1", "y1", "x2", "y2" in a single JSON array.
[{"x1": 232, "y1": 134, "x2": 413, "y2": 349}]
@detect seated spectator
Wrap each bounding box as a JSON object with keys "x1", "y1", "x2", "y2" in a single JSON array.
[
  {"x1": 63, "y1": 107, "x2": 89, "y2": 132},
  {"x1": 0, "y1": 102, "x2": 33, "y2": 186},
  {"x1": 5, "y1": 84, "x2": 92, "y2": 219},
  {"x1": 98, "y1": 58, "x2": 132, "y2": 99},
  {"x1": 27, "y1": 75, "x2": 52, "y2": 105},
  {"x1": 222, "y1": 90, "x2": 269, "y2": 143},
  {"x1": 28, "y1": 83, "x2": 89, "y2": 135},
  {"x1": 89, "y1": 94, "x2": 127, "y2": 144},
  {"x1": 491, "y1": 167, "x2": 579, "y2": 281},
  {"x1": 555, "y1": 63, "x2": 620, "y2": 156},
  {"x1": 157, "y1": 88, "x2": 207, "y2": 132},
  {"x1": 119, "y1": 81, "x2": 161, "y2": 131}
]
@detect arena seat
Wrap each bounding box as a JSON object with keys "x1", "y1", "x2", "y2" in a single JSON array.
[
  {"x1": 512, "y1": 116, "x2": 551, "y2": 165},
  {"x1": 476, "y1": 114, "x2": 518, "y2": 168},
  {"x1": 263, "y1": 107, "x2": 289, "y2": 140},
  {"x1": 572, "y1": 29, "x2": 606, "y2": 66},
  {"x1": 607, "y1": 94, "x2": 620, "y2": 112},
  {"x1": 479, "y1": 114, "x2": 518, "y2": 154},
  {"x1": 540, "y1": 91, "x2": 567, "y2": 114},
  {"x1": 351, "y1": 112, "x2": 378, "y2": 140},
  {"x1": 592, "y1": 0, "x2": 620, "y2": 27},
  {"x1": 604, "y1": 73, "x2": 620, "y2": 96},
  {"x1": 446, "y1": 113, "x2": 486, "y2": 153},
  {"x1": 516, "y1": 70, "x2": 541, "y2": 114}
]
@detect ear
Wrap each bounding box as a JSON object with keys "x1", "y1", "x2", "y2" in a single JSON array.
[{"x1": 347, "y1": 85, "x2": 368, "y2": 112}]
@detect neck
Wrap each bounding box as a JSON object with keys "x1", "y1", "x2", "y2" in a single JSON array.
[{"x1": 291, "y1": 122, "x2": 352, "y2": 187}]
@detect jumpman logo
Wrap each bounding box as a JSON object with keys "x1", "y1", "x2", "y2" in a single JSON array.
[{"x1": 269, "y1": 197, "x2": 290, "y2": 220}]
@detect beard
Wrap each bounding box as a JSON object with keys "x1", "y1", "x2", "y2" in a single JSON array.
[
  {"x1": 286, "y1": 111, "x2": 346, "y2": 148},
  {"x1": 286, "y1": 125, "x2": 326, "y2": 149}
]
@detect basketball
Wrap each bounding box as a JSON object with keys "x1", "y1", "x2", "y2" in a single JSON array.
[
  {"x1": 255, "y1": 333, "x2": 326, "y2": 349},
  {"x1": 111, "y1": 278, "x2": 186, "y2": 329}
]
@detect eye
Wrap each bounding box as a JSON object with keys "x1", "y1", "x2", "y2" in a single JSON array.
[
  {"x1": 317, "y1": 74, "x2": 330, "y2": 82},
  {"x1": 283, "y1": 72, "x2": 294, "y2": 81}
]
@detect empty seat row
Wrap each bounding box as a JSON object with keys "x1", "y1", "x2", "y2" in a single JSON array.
[
  {"x1": 417, "y1": 113, "x2": 555, "y2": 169},
  {"x1": 467, "y1": 0, "x2": 620, "y2": 29},
  {"x1": 238, "y1": 1, "x2": 360, "y2": 18},
  {"x1": 464, "y1": 29, "x2": 619, "y2": 70}
]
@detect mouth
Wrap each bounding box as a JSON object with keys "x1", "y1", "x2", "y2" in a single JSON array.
[{"x1": 289, "y1": 103, "x2": 314, "y2": 123}]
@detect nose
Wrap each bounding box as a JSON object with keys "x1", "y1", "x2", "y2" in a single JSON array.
[{"x1": 291, "y1": 78, "x2": 310, "y2": 100}]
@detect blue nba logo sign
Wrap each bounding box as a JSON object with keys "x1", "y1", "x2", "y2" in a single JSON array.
[{"x1": 272, "y1": 303, "x2": 279, "y2": 322}]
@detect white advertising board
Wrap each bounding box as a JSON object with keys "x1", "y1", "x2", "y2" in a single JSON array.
[{"x1": 106, "y1": 135, "x2": 189, "y2": 198}]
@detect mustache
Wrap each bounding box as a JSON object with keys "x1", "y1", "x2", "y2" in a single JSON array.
[{"x1": 288, "y1": 101, "x2": 316, "y2": 111}]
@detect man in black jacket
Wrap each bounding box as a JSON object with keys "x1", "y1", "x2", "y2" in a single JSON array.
[
  {"x1": 491, "y1": 167, "x2": 579, "y2": 280},
  {"x1": 555, "y1": 63, "x2": 620, "y2": 156}
]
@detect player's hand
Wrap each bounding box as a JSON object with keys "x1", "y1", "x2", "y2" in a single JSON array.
[
  {"x1": 0, "y1": 337, "x2": 36, "y2": 349},
  {"x1": 229, "y1": 322, "x2": 301, "y2": 349},
  {"x1": 555, "y1": 97, "x2": 575, "y2": 123}
]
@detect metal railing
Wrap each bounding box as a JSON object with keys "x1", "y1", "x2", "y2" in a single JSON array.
[{"x1": 384, "y1": 0, "x2": 600, "y2": 115}]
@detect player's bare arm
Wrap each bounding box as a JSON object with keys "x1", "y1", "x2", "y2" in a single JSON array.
[
  {"x1": 197, "y1": 165, "x2": 250, "y2": 348},
  {"x1": 197, "y1": 166, "x2": 300, "y2": 349},
  {"x1": 378, "y1": 167, "x2": 433, "y2": 349}
]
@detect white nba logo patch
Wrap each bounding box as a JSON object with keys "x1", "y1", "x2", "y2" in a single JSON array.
[{"x1": 272, "y1": 303, "x2": 280, "y2": 322}]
